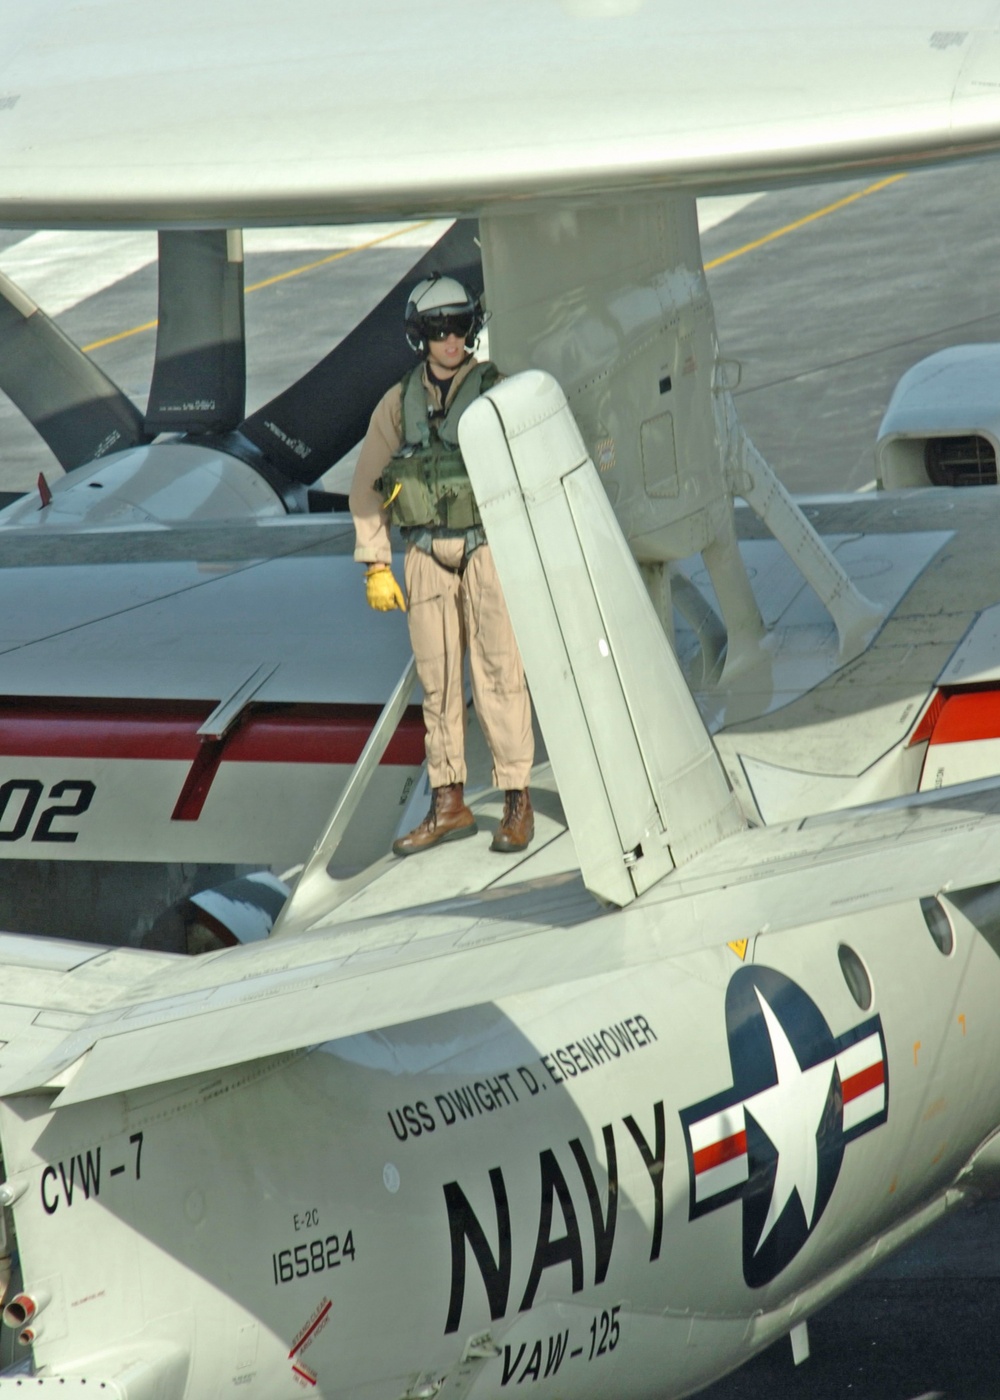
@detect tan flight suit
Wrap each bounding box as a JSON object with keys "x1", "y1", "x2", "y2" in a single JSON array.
[{"x1": 350, "y1": 357, "x2": 534, "y2": 791}]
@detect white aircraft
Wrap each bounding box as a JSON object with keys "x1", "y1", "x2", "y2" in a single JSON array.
[
  {"x1": 0, "y1": 218, "x2": 482, "y2": 947},
  {"x1": 3, "y1": 4, "x2": 1000, "y2": 1396},
  {"x1": 0, "y1": 12, "x2": 997, "y2": 947}
]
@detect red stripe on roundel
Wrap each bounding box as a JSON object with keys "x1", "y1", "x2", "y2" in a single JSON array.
[
  {"x1": 693, "y1": 1129, "x2": 747, "y2": 1175},
  {"x1": 842, "y1": 1060, "x2": 885, "y2": 1104}
]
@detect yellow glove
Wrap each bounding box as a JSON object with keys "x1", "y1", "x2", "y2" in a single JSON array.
[{"x1": 365, "y1": 565, "x2": 407, "y2": 612}]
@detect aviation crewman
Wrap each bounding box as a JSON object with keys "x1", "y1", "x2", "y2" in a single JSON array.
[{"x1": 349, "y1": 275, "x2": 535, "y2": 857}]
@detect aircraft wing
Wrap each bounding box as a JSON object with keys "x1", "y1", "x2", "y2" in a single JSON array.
[
  {"x1": 2, "y1": 4, "x2": 1000, "y2": 226},
  {"x1": 0, "y1": 517, "x2": 422, "y2": 893},
  {"x1": 17, "y1": 370, "x2": 1000, "y2": 1109},
  {"x1": 2, "y1": 773, "x2": 1000, "y2": 1108},
  {"x1": 0, "y1": 517, "x2": 406, "y2": 706}
]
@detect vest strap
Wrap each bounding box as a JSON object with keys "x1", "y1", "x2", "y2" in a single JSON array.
[{"x1": 379, "y1": 363, "x2": 500, "y2": 529}]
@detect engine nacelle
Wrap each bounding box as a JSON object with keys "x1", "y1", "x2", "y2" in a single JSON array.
[
  {"x1": 876, "y1": 345, "x2": 1000, "y2": 489},
  {"x1": 0, "y1": 441, "x2": 290, "y2": 528}
]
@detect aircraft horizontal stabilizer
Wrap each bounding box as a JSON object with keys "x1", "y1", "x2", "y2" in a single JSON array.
[
  {"x1": 5, "y1": 780, "x2": 1000, "y2": 1107},
  {"x1": 0, "y1": 934, "x2": 178, "y2": 1094},
  {"x1": 458, "y1": 371, "x2": 745, "y2": 905}
]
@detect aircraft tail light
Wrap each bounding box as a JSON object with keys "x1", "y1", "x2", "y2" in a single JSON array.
[{"x1": 3, "y1": 1289, "x2": 48, "y2": 1329}]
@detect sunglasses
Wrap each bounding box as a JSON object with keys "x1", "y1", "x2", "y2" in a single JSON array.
[{"x1": 424, "y1": 314, "x2": 475, "y2": 341}]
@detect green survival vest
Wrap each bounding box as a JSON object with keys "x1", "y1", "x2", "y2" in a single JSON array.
[{"x1": 378, "y1": 361, "x2": 500, "y2": 529}]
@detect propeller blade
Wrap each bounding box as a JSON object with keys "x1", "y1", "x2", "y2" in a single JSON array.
[
  {"x1": 145, "y1": 230, "x2": 247, "y2": 436},
  {"x1": 0, "y1": 269, "x2": 147, "y2": 471},
  {"x1": 237, "y1": 219, "x2": 482, "y2": 485}
]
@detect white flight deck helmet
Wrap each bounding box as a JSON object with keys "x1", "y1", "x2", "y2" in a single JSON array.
[{"x1": 404, "y1": 274, "x2": 485, "y2": 355}]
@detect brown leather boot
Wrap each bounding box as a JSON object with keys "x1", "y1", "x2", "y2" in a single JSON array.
[
  {"x1": 491, "y1": 789, "x2": 534, "y2": 853},
  {"x1": 392, "y1": 783, "x2": 477, "y2": 857}
]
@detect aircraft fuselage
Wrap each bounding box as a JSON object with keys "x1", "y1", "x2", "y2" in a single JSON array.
[{"x1": 3, "y1": 888, "x2": 999, "y2": 1399}]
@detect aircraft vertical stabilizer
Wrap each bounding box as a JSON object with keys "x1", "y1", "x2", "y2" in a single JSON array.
[{"x1": 459, "y1": 370, "x2": 745, "y2": 907}]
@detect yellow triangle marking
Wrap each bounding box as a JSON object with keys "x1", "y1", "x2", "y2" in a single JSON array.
[{"x1": 728, "y1": 939, "x2": 748, "y2": 961}]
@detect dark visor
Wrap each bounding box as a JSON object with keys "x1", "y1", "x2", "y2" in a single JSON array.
[{"x1": 423, "y1": 314, "x2": 474, "y2": 340}]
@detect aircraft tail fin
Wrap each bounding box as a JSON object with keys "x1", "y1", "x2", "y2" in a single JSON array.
[{"x1": 459, "y1": 370, "x2": 745, "y2": 906}]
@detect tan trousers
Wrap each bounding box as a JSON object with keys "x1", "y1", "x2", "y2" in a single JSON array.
[{"x1": 404, "y1": 539, "x2": 534, "y2": 790}]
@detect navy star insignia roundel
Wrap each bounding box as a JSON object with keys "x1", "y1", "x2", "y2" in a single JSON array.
[{"x1": 680, "y1": 965, "x2": 888, "y2": 1287}]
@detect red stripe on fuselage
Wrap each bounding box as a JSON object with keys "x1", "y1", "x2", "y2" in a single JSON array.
[
  {"x1": 917, "y1": 689, "x2": 1000, "y2": 747},
  {"x1": 0, "y1": 699, "x2": 208, "y2": 760},
  {"x1": 223, "y1": 708, "x2": 425, "y2": 765},
  {"x1": 0, "y1": 700, "x2": 426, "y2": 766}
]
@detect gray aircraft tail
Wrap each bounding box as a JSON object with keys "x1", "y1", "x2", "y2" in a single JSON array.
[{"x1": 459, "y1": 370, "x2": 745, "y2": 906}]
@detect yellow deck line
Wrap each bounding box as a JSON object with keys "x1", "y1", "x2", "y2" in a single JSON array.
[
  {"x1": 80, "y1": 179, "x2": 906, "y2": 355},
  {"x1": 704, "y1": 174, "x2": 906, "y2": 271},
  {"x1": 81, "y1": 220, "x2": 435, "y2": 352}
]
